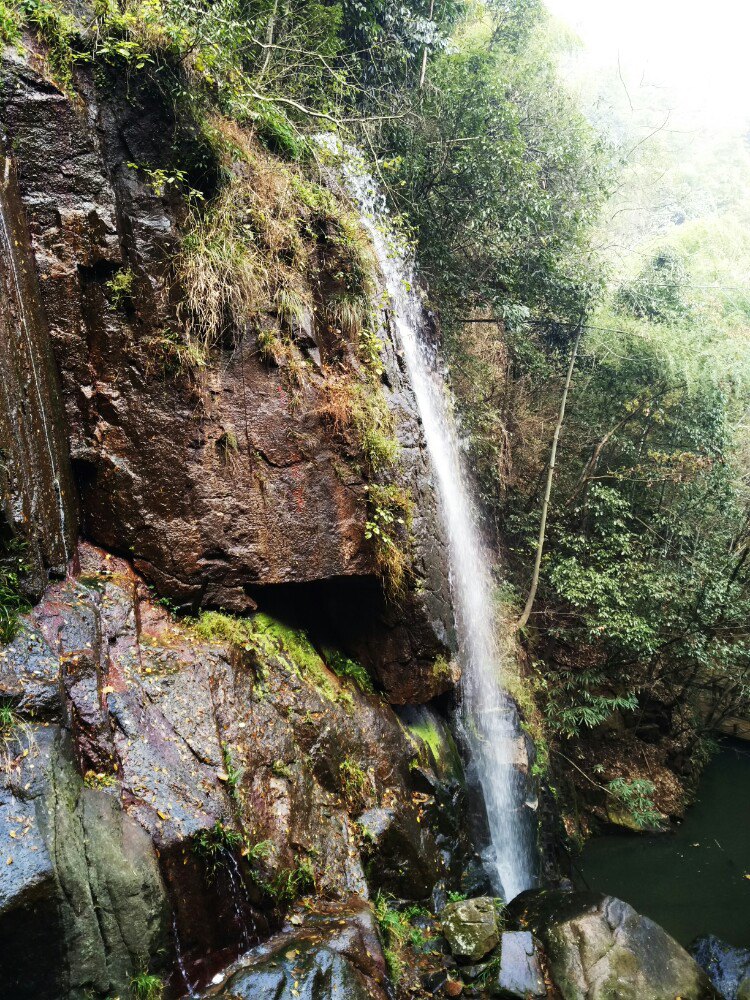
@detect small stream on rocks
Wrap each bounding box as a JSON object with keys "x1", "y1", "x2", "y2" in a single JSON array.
[
  {"x1": 578, "y1": 738, "x2": 750, "y2": 948},
  {"x1": 336, "y1": 147, "x2": 538, "y2": 901}
]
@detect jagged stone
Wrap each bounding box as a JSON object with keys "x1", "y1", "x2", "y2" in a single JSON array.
[
  {"x1": 508, "y1": 889, "x2": 720, "y2": 1000},
  {"x1": 440, "y1": 897, "x2": 501, "y2": 962}
]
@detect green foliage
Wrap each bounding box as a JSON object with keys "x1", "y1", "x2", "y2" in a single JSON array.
[
  {"x1": 339, "y1": 757, "x2": 371, "y2": 807},
  {"x1": 193, "y1": 819, "x2": 244, "y2": 873},
  {"x1": 615, "y1": 251, "x2": 693, "y2": 326},
  {"x1": 0, "y1": 0, "x2": 21, "y2": 43},
  {"x1": 373, "y1": 893, "x2": 433, "y2": 983},
  {"x1": 18, "y1": 0, "x2": 84, "y2": 91},
  {"x1": 607, "y1": 778, "x2": 663, "y2": 831},
  {"x1": 220, "y1": 742, "x2": 243, "y2": 801},
  {"x1": 106, "y1": 268, "x2": 135, "y2": 310},
  {"x1": 127, "y1": 162, "x2": 204, "y2": 202},
  {"x1": 130, "y1": 973, "x2": 163, "y2": 1000},
  {"x1": 363, "y1": 481, "x2": 413, "y2": 593},
  {"x1": 376, "y1": 6, "x2": 609, "y2": 335},
  {"x1": 243, "y1": 838, "x2": 273, "y2": 862},
  {"x1": 351, "y1": 384, "x2": 400, "y2": 472},
  {"x1": 267, "y1": 859, "x2": 315, "y2": 904},
  {"x1": 0, "y1": 538, "x2": 29, "y2": 644}
]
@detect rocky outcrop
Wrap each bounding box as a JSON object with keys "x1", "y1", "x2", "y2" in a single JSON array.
[
  {"x1": 0, "y1": 131, "x2": 76, "y2": 594},
  {"x1": 0, "y1": 39, "x2": 454, "y2": 702},
  {"x1": 508, "y1": 889, "x2": 720, "y2": 1000},
  {"x1": 0, "y1": 541, "x2": 465, "y2": 996}
]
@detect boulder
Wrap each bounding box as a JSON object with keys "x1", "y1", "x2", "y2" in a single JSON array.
[
  {"x1": 508, "y1": 889, "x2": 719, "y2": 1000},
  {"x1": 440, "y1": 897, "x2": 501, "y2": 962},
  {"x1": 493, "y1": 931, "x2": 547, "y2": 999},
  {"x1": 689, "y1": 935, "x2": 750, "y2": 1000},
  {"x1": 0, "y1": 726, "x2": 170, "y2": 1000}
]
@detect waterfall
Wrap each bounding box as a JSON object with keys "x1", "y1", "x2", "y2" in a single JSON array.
[{"x1": 336, "y1": 149, "x2": 537, "y2": 900}]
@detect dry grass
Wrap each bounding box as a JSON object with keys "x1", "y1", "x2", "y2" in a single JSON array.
[
  {"x1": 175, "y1": 115, "x2": 376, "y2": 380},
  {"x1": 318, "y1": 371, "x2": 356, "y2": 434}
]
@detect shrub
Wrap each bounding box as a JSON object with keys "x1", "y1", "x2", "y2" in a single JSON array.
[
  {"x1": 339, "y1": 757, "x2": 372, "y2": 808},
  {"x1": 0, "y1": 0, "x2": 21, "y2": 42},
  {"x1": 0, "y1": 539, "x2": 28, "y2": 644},
  {"x1": 130, "y1": 972, "x2": 163, "y2": 1000}
]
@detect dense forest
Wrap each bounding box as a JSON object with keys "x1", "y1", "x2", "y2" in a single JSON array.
[{"x1": 1, "y1": 0, "x2": 748, "y2": 996}]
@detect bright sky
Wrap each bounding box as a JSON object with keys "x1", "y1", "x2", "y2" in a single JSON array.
[{"x1": 544, "y1": 0, "x2": 750, "y2": 130}]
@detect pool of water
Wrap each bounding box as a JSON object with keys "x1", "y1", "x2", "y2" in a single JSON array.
[{"x1": 576, "y1": 738, "x2": 750, "y2": 948}]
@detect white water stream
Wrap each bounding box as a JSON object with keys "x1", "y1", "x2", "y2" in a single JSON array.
[{"x1": 338, "y1": 152, "x2": 536, "y2": 900}]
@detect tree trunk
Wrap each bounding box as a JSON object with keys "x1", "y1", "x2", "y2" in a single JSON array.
[
  {"x1": 419, "y1": 0, "x2": 435, "y2": 89},
  {"x1": 517, "y1": 324, "x2": 582, "y2": 631}
]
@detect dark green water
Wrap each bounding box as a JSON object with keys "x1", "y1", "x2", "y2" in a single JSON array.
[{"x1": 577, "y1": 738, "x2": 750, "y2": 948}]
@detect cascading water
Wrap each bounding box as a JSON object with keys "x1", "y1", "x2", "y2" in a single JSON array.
[{"x1": 336, "y1": 149, "x2": 537, "y2": 900}]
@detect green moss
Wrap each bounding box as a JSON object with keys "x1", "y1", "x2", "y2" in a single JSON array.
[
  {"x1": 272, "y1": 759, "x2": 293, "y2": 780},
  {"x1": 406, "y1": 710, "x2": 463, "y2": 779},
  {"x1": 83, "y1": 769, "x2": 118, "y2": 790},
  {"x1": 192, "y1": 610, "x2": 349, "y2": 706},
  {"x1": 322, "y1": 647, "x2": 374, "y2": 694},
  {"x1": 351, "y1": 383, "x2": 400, "y2": 472}
]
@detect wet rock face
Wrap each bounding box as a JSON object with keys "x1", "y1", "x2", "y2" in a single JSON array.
[
  {"x1": 0, "y1": 132, "x2": 76, "y2": 594},
  {"x1": 0, "y1": 726, "x2": 170, "y2": 1000},
  {"x1": 200, "y1": 900, "x2": 390, "y2": 1000},
  {"x1": 0, "y1": 46, "x2": 454, "y2": 702},
  {"x1": 509, "y1": 889, "x2": 720, "y2": 1000},
  {"x1": 0, "y1": 541, "x2": 458, "y2": 996}
]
